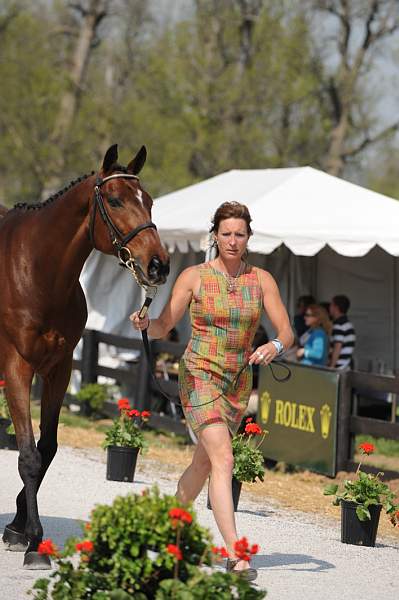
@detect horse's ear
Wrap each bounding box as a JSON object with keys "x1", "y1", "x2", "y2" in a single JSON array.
[
  {"x1": 127, "y1": 145, "x2": 147, "y2": 175},
  {"x1": 102, "y1": 144, "x2": 118, "y2": 174}
]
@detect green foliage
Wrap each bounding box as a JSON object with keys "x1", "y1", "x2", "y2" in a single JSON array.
[
  {"x1": 0, "y1": 386, "x2": 9, "y2": 420},
  {"x1": 31, "y1": 487, "x2": 265, "y2": 599},
  {"x1": 75, "y1": 383, "x2": 109, "y2": 414},
  {"x1": 232, "y1": 429, "x2": 265, "y2": 483},
  {"x1": 156, "y1": 565, "x2": 266, "y2": 599}
]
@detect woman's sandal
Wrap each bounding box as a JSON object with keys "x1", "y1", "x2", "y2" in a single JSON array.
[{"x1": 226, "y1": 558, "x2": 258, "y2": 582}]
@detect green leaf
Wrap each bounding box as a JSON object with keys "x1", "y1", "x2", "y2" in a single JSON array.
[
  {"x1": 324, "y1": 484, "x2": 338, "y2": 496},
  {"x1": 356, "y1": 505, "x2": 371, "y2": 521}
]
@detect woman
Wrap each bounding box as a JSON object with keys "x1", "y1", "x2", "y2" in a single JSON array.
[
  {"x1": 296, "y1": 304, "x2": 331, "y2": 366},
  {"x1": 131, "y1": 201, "x2": 293, "y2": 579}
]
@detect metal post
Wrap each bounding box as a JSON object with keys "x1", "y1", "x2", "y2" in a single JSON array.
[
  {"x1": 80, "y1": 329, "x2": 99, "y2": 385},
  {"x1": 336, "y1": 371, "x2": 352, "y2": 473}
]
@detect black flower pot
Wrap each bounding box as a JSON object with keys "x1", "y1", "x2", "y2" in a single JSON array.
[
  {"x1": 106, "y1": 446, "x2": 139, "y2": 482},
  {"x1": 0, "y1": 418, "x2": 17, "y2": 450},
  {"x1": 207, "y1": 477, "x2": 242, "y2": 512},
  {"x1": 341, "y1": 500, "x2": 382, "y2": 547}
]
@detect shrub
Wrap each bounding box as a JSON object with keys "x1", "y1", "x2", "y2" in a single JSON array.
[
  {"x1": 32, "y1": 487, "x2": 265, "y2": 599},
  {"x1": 75, "y1": 383, "x2": 109, "y2": 415}
]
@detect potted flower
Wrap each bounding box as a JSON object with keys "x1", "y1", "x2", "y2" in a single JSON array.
[
  {"x1": 208, "y1": 418, "x2": 267, "y2": 512},
  {"x1": 0, "y1": 379, "x2": 17, "y2": 450},
  {"x1": 31, "y1": 487, "x2": 265, "y2": 599},
  {"x1": 324, "y1": 441, "x2": 399, "y2": 546},
  {"x1": 102, "y1": 397, "x2": 151, "y2": 482}
]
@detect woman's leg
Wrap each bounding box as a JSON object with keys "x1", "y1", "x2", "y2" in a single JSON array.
[
  {"x1": 176, "y1": 439, "x2": 211, "y2": 503},
  {"x1": 198, "y1": 424, "x2": 249, "y2": 570}
]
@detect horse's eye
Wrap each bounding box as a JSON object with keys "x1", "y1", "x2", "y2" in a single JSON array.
[{"x1": 108, "y1": 196, "x2": 123, "y2": 208}]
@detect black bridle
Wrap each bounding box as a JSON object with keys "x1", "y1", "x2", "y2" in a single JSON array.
[{"x1": 89, "y1": 173, "x2": 157, "y2": 272}]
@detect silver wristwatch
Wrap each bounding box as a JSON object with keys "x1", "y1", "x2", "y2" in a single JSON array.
[{"x1": 271, "y1": 338, "x2": 284, "y2": 356}]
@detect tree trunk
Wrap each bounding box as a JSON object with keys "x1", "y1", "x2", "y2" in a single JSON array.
[{"x1": 42, "y1": 0, "x2": 108, "y2": 196}]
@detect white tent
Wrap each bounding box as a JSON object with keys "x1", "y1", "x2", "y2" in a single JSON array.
[
  {"x1": 81, "y1": 167, "x2": 399, "y2": 374},
  {"x1": 153, "y1": 167, "x2": 399, "y2": 257}
]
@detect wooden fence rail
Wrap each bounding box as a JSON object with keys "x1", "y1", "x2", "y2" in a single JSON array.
[
  {"x1": 336, "y1": 370, "x2": 399, "y2": 478},
  {"x1": 74, "y1": 329, "x2": 187, "y2": 436}
]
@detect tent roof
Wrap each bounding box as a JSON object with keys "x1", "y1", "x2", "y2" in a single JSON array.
[{"x1": 153, "y1": 167, "x2": 399, "y2": 257}]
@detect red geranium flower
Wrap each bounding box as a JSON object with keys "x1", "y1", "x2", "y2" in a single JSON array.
[
  {"x1": 250, "y1": 544, "x2": 259, "y2": 555},
  {"x1": 76, "y1": 540, "x2": 94, "y2": 553},
  {"x1": 244, "y1": 422, "x2": 262, "y2": 436},
  {"x1": 118, "y1": 398, "x2": 130, "y2": 410},
  {"x1": 246, "y1": 417, "x2": 253, "y2": 423},
  {"x1": 168, "y1": 507, "x2": 193, "y2": 525},
  {"x1": 211, "y1": 545, "x2": 229, "y2": 558},
  {"x1": 233, "y1": 537, "x2": 259, "y2": 561},
  {"x1": 166, "y1": 544, "x2": 182, "y2": 560},
  {"x1": 38, "y1": 539, "x2": 57, "y2": 556},
  {"x1": 358, "y1": 442, "x2": 375, "y2": 456},
  {"x1": 129, "y1": 409, "x2": 140, "y2": 417},
  {"x1": 141, "y1": 410, "x2": 151, "y2": 418},
  {"x1": 0, "y1": 379, "x2": 5, "y2": 387}
]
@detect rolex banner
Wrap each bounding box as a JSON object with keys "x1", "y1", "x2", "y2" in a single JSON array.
[{"x1": 257, "y1": 362, "x2": 340, "y2": 476}]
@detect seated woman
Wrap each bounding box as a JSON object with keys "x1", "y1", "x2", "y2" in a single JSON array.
[{"x1": 296, "y1": 304, "x2": 331, "y2": 366}]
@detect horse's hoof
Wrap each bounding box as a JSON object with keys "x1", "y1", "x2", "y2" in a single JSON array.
[
  {"x1": 2, "y1": 526, "x2": 28, "y2": 551},
  {"x1": 23, "y1": 551, "x2": 52, "y2": 570}
]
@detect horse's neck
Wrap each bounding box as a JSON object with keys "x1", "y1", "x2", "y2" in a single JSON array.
[{"x1": 31, "y1": 180, "x2": 94, "y2": 287}]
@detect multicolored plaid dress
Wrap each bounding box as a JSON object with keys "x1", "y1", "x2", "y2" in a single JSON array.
[{"x1": 179, "y1": 262, "x2": 263, "y2": 435}]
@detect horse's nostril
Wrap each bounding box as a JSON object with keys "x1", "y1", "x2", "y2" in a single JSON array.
[{"x1": 148, "y1": 256, "x2": 169, "y2": 280}]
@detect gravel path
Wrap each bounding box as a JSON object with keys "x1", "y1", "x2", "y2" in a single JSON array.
[{"x1": 1, "y1": 446, "x2": 398, "y2": 599}]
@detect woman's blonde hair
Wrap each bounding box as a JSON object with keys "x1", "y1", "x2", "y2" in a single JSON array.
[{"x1": 308, "y1": 304, "x2": 332, "y2": 336}]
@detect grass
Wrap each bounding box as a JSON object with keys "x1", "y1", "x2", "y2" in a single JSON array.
[{"x1": 355, "y1": 434, "x2": 399, "y2": 457}]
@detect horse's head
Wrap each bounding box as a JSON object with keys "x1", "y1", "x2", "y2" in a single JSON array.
[{"x1": 91, "y1": 144, "x2": 170, "y2": 286}]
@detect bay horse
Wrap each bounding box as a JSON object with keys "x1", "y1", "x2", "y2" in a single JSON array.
[{"x1": 0, "y1": 144, "x2": 169, "y2": 568}]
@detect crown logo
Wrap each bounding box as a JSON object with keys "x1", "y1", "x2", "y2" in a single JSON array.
[
  {"x1": 320, "y1": 404, "x2": 332, "y2": 439},
  {"x1": 260, "y1": 391, "x2": 272, "y2": 425}
]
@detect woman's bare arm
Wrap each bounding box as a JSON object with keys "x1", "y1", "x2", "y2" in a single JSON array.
[
  {"x1": 130, "y1": 266, "x2": 199, "y2": 339},
  {"x1": 249, "y1": 268, "x2": 294, "y2": 365}
]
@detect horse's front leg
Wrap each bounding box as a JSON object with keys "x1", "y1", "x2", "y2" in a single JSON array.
[
  {"x1": 1, "y1": 352, "x2": 51, "y2": 567},
  {"x1": 4, "y1": 354, "x2": 73, "y2": 569}
]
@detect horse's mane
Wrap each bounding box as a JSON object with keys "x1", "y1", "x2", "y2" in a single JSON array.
[{"x1": 13, "y1": 170, "x2": 96, "y2": 212}]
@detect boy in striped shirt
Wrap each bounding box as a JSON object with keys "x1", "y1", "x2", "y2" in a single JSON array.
[{"x1": 329, "y1": 295, "x2": 356, "y2": 369}]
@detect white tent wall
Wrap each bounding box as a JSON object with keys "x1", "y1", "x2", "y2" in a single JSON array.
[{"x1": 315, "y1": 247, "x2": 397, "y2": 374}]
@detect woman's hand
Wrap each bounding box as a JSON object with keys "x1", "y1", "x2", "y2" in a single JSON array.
[
  {"x1": 130, "y1": 311, "x2": 149, "y2": 331},
  {"x1": 249, "y1": 342, "x2": 278, "y2": 366},
  {"x1": 296, "y1": 347, "x2": 305, "y2": 359}
]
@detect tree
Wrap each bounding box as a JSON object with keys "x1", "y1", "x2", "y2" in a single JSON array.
[
  {"x1": 42, "y1": 0, "x2": 112, "y2": 195},
  {"x1": 310, "y1": 0, "x2": 399, "y2": 176}
]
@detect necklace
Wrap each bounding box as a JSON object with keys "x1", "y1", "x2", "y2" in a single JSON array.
[{"x1": 220, "y1": 261, "x2": 245, "y2": 293}]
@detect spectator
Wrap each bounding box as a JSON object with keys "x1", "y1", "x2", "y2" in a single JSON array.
[
  {"x1": 296, "y1": 304, "x2": 332, "y2": 366},
  {"x1": 329, "y1": 295, "x2": 356, "y2": 369},
  {"x1": 293, "y1": 295, "x2": 316, "y2": 341}
]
